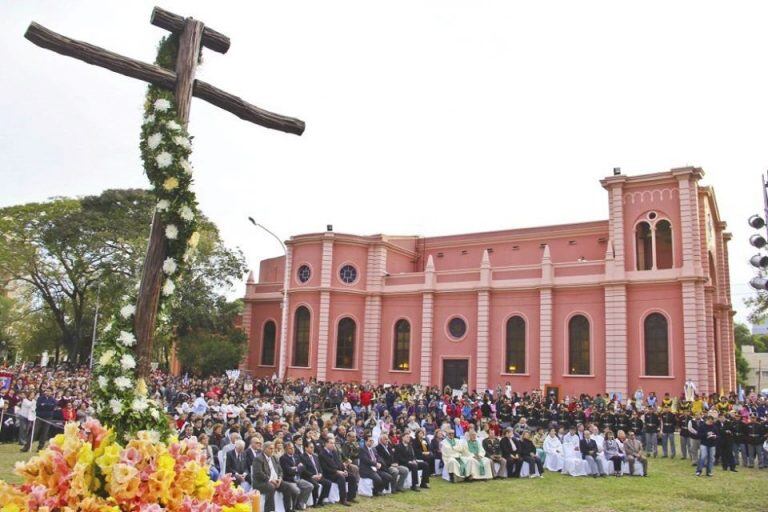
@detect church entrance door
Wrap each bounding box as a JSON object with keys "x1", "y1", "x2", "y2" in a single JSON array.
[{"x1": 443, "y1": 359, "x2": 469, "y2": 390}]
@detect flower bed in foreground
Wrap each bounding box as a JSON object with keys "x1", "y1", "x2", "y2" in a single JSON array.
[{"x1": 0, "y1": 420, "x2": 255, "y2": 512}]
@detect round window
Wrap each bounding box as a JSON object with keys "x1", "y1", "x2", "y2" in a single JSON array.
[
  {"x1": 339, "y1": 264, "x2": 358, "y2": 284},
  {"x1": 448, "y1": 317, "x2": 467, "y2": 339},
  {"x1": 648, "y1": 211, "x2": 657, "y2": 220},
  {"x1": 297, "y1": 264, "x2": 311, "y2": 283}
]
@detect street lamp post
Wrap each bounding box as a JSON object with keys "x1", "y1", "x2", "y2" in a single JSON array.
[
  {"x1": 248, "y1": 217, "x2": 289, "y2": 379},
  {"x1": 89, "y1": 282, "x2": 102, "y2": 368}
]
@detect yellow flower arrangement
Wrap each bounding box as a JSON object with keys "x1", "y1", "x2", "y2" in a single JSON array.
[{"x1": 0, "y1": 420, "x2": 255, "y2": 512}]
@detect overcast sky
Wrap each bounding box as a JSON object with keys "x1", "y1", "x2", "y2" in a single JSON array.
[{"x1": 1, "y1": 1, "x2": 766, "y2": 325}]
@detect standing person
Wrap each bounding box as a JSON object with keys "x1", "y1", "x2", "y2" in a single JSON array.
[
  {"x1": 358, "y1": 434, "x2": 392, "y2": 496},
  {"x1": 623, "y1": 431, "x2": 648, "y2": 477},
  {"x1": 678, "y1": 409, "x2": 691, "y2": 461},
  {"x1": 252, "y1": 441, "x2": 300, "y2": 512},
  {"x1": 300, "y1": 441, "x2": 331, "y2": 507},
  {"x1": 643, "y1": 408, "x2": 661, "y2": 458},
  {"x1": 319, "y1": 437, "x2": 357, "y2": 506},
  {"x1": 688, "y1": 412, "x2": 703, "y2": 466},
  {"x1": 694, "y1": 416, "x2": 720, "y2": 477},
  {"x1": 280, "y1": 442, "x2": 314, "y2": 510},
  {"x1": 394, "y1": 432, "x2": 430, "y2": 490},
  {"x1": 25, "y1": 386, "x2": 56, "y2": 452},
  {"x1": 718, "y1": 415, "x2": 737, "y2": 472},
  {"x1": 660, "y1": 407, "x2": 677, "y2": 458},
  {"x1": 745, "y1": 414, "x2": 764, "y2": 468},
  {"x1": 17, "y1": 390, "x2": 35, "y2": 450}
]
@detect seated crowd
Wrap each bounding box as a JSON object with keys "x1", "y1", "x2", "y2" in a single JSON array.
[{"x1": 1, "y1": 363, "x2": 768, "y2": 511}]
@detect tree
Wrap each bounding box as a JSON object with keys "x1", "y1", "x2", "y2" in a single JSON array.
[
  {"x1": 734, "y1": 322, "x2": 754, "y2": 387},
  {"x1": 174, "y1": 298, "x2": 246, "y2": 377},
  {"x1": 0, "y1": 189, "x2": 247, "y2": 365}
]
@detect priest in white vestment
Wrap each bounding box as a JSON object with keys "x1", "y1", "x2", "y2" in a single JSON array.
[
  {"x1": 465, "y1": 430, "x2": 493, "y2": 480},
  {"x1": 441, "y1": 428, "x2": 474, "y2": 481},
  {"x1": 543, "y1": 429, "x2": 565, "y2": 471}
]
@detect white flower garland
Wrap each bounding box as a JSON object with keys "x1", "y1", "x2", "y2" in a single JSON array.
[{"x1": 91, "y1": 36, "x2": 202, "y2": 441}]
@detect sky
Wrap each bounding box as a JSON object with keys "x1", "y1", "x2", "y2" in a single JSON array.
[{"x1": 1, "y1": 1, "x2": 766, "y2": 325}]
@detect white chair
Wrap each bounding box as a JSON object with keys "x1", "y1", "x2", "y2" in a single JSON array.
[
  {"x1": 260, "y1": 492, "x2": 285, "y2": 512},
  {"x1": 358, "y1": 477, "x2": 391, "y2": 497},
  {"x1": 328, "y1": 483, "x2": 340, "y2": 503},
  {"x1": 544, "y1": 450, "x2": 564, "y2": 472},
  {"x1": 562, "y1": 443, "x2": 589, "y2": 477},
  {"x1": 518, "y1": 460, "x2": 541, "y2": 478}
]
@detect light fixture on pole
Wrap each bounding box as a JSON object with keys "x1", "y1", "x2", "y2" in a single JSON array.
[
  {"x1": 248, "y1": 217, "x2": 289, "y2": 379},
  {"x1": 89, "y1": 281, "x2": 102, "y2": 368}
]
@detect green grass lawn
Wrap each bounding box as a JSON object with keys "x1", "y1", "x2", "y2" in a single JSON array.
[{"x1": 0, "y1": 442, "x2": 765, "y2": 512}]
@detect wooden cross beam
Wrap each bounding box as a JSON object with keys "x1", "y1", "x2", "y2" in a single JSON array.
[{"x1": 24, "y1": 6, "x2": 305, "y2": 378}]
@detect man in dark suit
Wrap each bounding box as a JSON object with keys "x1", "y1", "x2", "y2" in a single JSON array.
[
  {"x1": 252, "y1": 441, "x2": 301, "y2": 512},
  {"x1": 245, "y1": 436, "x2": 263, "y2": 474},
  {"x1": 318, "y1": 437, "x2": 357, "y2": 507},
  {"x1": 579, "y1": 431, "x2": 605, "y2": 477},
  {"x1": 394, "y1": 432, "x2": 429, "y2": 490},
  {"x1": 500, "y1": 427, "x2": 521, "y2": 478},
  {"x1": 300, "y1": 441, "x2": 331, "y2": 508},
  {"x1": 358, "y1": 434, "x2": 393, "y2": 496},
  {"x1": 376, "y1": 433, "x2": 408, "y2": 492},
  {"x1": 280, "y1": 442, "x2": 314, "y2": 510},
  {"x1": 225, "y1": 440, "x2": 250, "y2": 489}
]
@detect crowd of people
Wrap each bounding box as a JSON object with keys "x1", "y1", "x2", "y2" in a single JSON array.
[{"x1": 1, "y1": 363, "x2": 768, "y2": 511}]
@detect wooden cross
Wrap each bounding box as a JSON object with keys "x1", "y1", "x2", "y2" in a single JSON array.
[{"x1": 25, "y1": 7, "x2": 305, "y2": 378}]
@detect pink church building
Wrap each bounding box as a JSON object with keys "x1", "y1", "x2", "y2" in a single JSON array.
[{"x1": 242, "y1": 167, "x2": 736, "y2": 398}]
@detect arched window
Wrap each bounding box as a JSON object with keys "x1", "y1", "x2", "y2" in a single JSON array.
[
  {"x1": 261, "y1": 321, "x2": 276, "y2": 366},
  {"x1": 392, "y1": 319, "x2": 411, "y2": 371},
  {"x1": 505, "y1": 316, "x2": 526, "y2": 373},
  {"x1": 568, "y1": 315, "x2": 590, "y2": 375},
  {"x1": 292, "y1": 307, "x2": 310, "y2": 367},
  {"x1": 335, "y1": 317, "x2": 356, "y2": 369},
  {"x1": 656, "y1": 220, "x2": 673, "y2": 269},
  {"x1": 644, "y1": 313, "x2": 669, "y2": 376},
  {"x1": 636, "y1": 221, "x2": 653, "y2": 271}
]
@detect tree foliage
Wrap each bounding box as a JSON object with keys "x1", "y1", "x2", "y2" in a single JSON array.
[
  {"x1": 174, "y1": 299, "x2": 246, "y2": 377},
  {"x1": 0, "y1": 189, "x2": 247, "y2": 366}
]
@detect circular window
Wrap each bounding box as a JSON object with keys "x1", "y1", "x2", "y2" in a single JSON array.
[
  {"x1": 339, "y1": 264, "x2": 358, "y2": 284},
  {"x1": 297, "y1": 264, "x2": 311, "y2": 283},
  {"x1": 448, "y1": 317, "x2": 467, "y2": 339},
  {"x1": 648, "y1": 211, "x2": 657, "y2": 220}
]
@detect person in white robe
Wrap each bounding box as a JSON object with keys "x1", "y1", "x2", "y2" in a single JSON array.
[
  {"x1": 441, "y1": 428, "x2": 475, "y2": 481},
  {"x1": 465, "y1": 431, "x2": 493, "y2": 480},
  {"x1": 543, "y1": 429, "x2": 565, "y2": 471}
]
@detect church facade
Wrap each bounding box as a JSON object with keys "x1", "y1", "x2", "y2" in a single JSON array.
[{"x1": 241, "y1": 167, "x2": 736, "y2": 397}]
